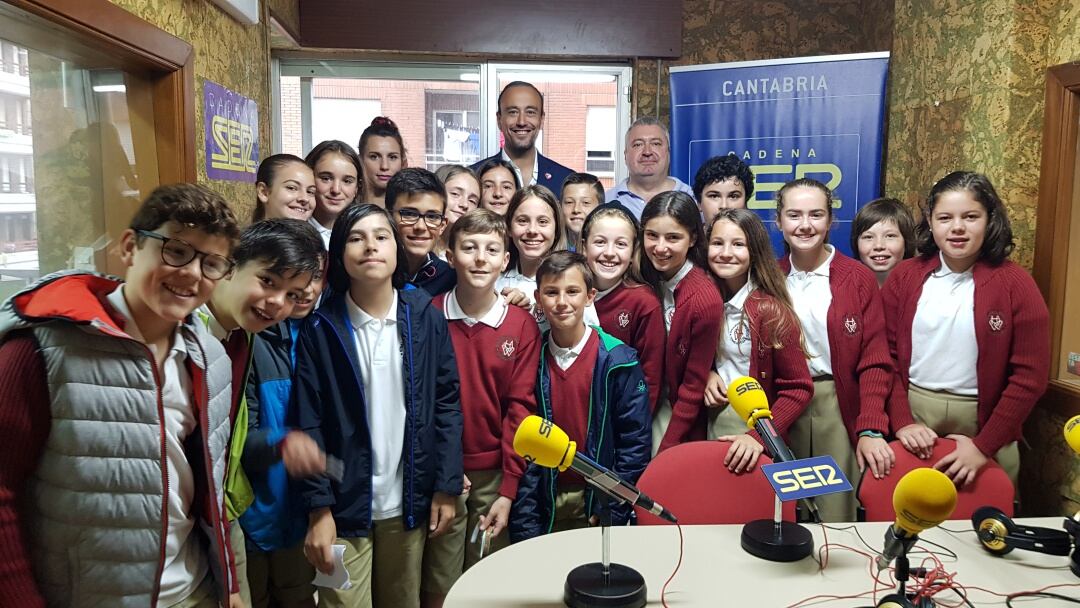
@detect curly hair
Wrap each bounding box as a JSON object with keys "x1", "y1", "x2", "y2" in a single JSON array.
[{"x1": 915, "y1": 171, "x2": 1014, "y2": 265}]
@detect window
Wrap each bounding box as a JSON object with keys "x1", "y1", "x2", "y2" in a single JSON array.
[
  {"x1": 0, "y1": 0, "x2": 195, "y2": 299},
  {"x1": 275, "y1": 60, "x2": 631, "y2": 180}
]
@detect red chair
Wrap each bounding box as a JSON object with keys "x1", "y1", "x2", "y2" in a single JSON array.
[
  {"x1": 634, "y1": 440, "x2": 797, "y2": 525},
  {"x1": 857, "y1": 438, "x2": 1015, "y2": 521}
]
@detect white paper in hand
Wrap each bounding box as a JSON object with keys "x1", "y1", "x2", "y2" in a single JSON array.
[{"x1": 311, "y1": 544, "x2": 352, "y2": 590}]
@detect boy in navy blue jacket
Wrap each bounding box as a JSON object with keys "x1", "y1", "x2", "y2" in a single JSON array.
[
  {"x1": 293, "y1": 203, "x2": 463, "y2": 608},
  {"x1": 510, "y1": 251, "x2": 650, "y2": 542}
]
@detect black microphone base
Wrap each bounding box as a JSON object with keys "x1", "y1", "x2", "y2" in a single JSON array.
[
  {"x1": 740, "y1": 519, "x2": 814, "y2": 562},
  {"x1": 876, "y1": 592, "x2": 934, "y2": 608},
  {"x1": 564, "y1": 562, "x2": 647, "y2": 608}
]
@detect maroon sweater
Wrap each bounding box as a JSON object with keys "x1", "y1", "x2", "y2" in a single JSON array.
[
  {"x1": 741, "y1": 291, "x2": 814, "y2": 438},
  {"x1": 545, "y1": 331, "x2": 600, "y2": 488},
  {"x1": 657, "y1": 266, "x2": 724, "y2": 452},
  {"x1": 594, "y1": 282, "x2": 665, "y2": 414},
  {"x1": 435, "y1": 295, "x2": 541, "y2": 498},
  {"x1": 779, "y1": 251, "x2": 892, "y2": 443},
  {"x1": 882, "y1": 255, "x2": 1050, "y2": 456}
]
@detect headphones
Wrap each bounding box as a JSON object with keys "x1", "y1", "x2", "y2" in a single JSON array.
[{"x1": 971, "y1": 506, "x2": 1072, "y2": 556}]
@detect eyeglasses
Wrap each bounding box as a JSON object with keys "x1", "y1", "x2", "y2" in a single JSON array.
[
  {"x1": 396, "y1": 208, "x2": 446, "y2": 229},
  {"x1": 136, "y1": 230, "x2": 235, "y2": 280}
]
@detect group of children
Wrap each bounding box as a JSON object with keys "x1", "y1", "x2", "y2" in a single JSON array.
[{"x1": 0, "y1": 114, "x2": 1050, "y2": 608}]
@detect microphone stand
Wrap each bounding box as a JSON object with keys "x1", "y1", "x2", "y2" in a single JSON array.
[
  {"x1": 740, "y1": 492, "x2": 814, "y2": 562},
  {"x1": 876, "y1": 553, "x2": 933, "y2": 608},
  {"x1": 564, "y1": 497, "x2": 647, "y2": 608}
]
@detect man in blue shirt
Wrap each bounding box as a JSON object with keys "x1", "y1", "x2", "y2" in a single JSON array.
[
  {"x1": 472, "y1": 81, "x2": 574, "y2": 197},
  {"x1": 605, "y1": 116, "x2": 695, "y2": 219}
]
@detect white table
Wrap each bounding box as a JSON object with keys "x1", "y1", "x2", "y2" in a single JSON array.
[{"x1": 445, "y1": 518, "x2": 1079, "y2": 607}]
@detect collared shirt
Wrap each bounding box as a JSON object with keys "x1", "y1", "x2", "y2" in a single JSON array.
[
  {"x1": 909, "y1": 253, "x2": 978, "y2": 395},
  {"x1": 714, "y1": 280, "x2": 755, "y2": 387},
  {"x1": 444, "y1": 288, "x2": 508, "y2": 329},
  {"x1": 495, "y1": 267, "x2": 600, "y2": 332},
  {"x1": 501, "y1": 148, "x2": 539, "y2": 188},
  {"x1": 604, "y1": 176, "x2": 695, "y2": 219},
  {"x1": 106, "y1": 286, "x2": 206, "y2": 606},
  {"x1": 200, "y1": 304, "x2": 230, "y2": 342},
  {"x1": 548, "y1": 325, "x2": 594, "y2": 371},
  {"x1": 308, "y1": 216, "x2": 332, "y2": 249},
  {"x1": 594, "y1": 283, "x2": 620, "y2": 302},
  {"x1": 660, "y1": 260, "x2": 694, "y2": 331},
  {"x1": 787, "y1": 245, "x2": 835, "y2": 377},
  {"x1": 346, "y1": 290, "x2": 406, "y2": 520}
]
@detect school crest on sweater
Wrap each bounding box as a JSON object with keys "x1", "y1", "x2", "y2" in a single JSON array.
[
  {"x1": 843, "y1": 313, "x2": 860, "y2": 336},
  {"x1": 498, "y1": 336, "x2": 517, "y2": 359},
  {"x1": 618, "y1": 310, "x2": 631, "y2": 329},
  {"x1": 989, "y1": 312, "x2": 1005, "y2": 332}
]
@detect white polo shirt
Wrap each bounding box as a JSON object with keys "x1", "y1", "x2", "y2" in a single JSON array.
[
  {"x1": 443, "y1": 288, "x2": 508, "y2": 329},
  {"x1": 660, "y1": 260, "x2": 694, "y2": 332},
  {"x1": 548, "y1": 325, "x2": 594, "y2": 371},
  {"x1": 909, "y1": 253, "x2": 978, "y2": 396},
  {"x1": 106, "y1": 286, "x2": 206, "y2": 606},
  {"x1": 308, "y1": 216, "x2": 332, "y2": 249},
  {"x1": 346, "y1": 289, "x2": 406, "y2": 520},
  {"x1": 787, "y1": 246, "x2": 834, "y2": 377},
  {"x1": 714, "y1": 280, "x2": 755, "y2": 387}
]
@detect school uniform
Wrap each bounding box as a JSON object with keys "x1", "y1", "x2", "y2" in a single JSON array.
[
  {"x1": 421, "y1": 290, "x2": 541, "y2": 594},
  {"x1": 293, "y1": 288, "x2": 463, "y2": 608},
  {"x1": 709, "y1": 284, "x2": 814, "y2": 440},
  {"x1": 883, "y1": 254, "x2": 1050, "y2": 483},
  {"x1": 780, "y1": 247, "x2": 892, "y2": 522},
  {"x1": 510, "y1": 327, "x2": 651, "y2": 542},
  {"x1": 594, "y1": 281, "x2": 666, "y2": 414},
  {"x1": 653, "y1": 263, "x2": 725, "y2": 454},
  {"x1": 408, "y1": 252, "x2": 456, "y2": 297},
  {"x1": 495, "y1": 266, "x2": 600, "y2": 332}
]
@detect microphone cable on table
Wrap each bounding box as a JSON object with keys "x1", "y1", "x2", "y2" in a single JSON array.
[{"x1": 659, "y1": 522, "x2": 685, "y2": 608}]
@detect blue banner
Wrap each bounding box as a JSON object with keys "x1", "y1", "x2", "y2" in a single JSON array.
[
  {"x1": 761, "y1": 455, "x2": 853, "y2": 502},
  {"x1": 670, "y1": 53, "x2": 890, "y2": 256}
]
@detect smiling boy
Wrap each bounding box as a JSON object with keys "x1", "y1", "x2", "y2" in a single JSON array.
[{"x1": 385, "y1": 168, "x2": 457, "y2": 297}]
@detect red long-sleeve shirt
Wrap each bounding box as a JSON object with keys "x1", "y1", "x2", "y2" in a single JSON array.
[
  {"x1": 742, "y1": 291, "x2": 814, "y2": 438},
  {"x1": 779, "y1": 251, "x2": 892, "y2": 443},
  {"x1": 593, "y1": 282, "x2": 665, "y2": 414},
  {"x1": 434, "y1": 296, "x2": 541, "y2": 498},
  {"x1": 882, "y1": 255, "x2": 1049, "y2": 456},
  {"x1": 657, "y1": 266, "x2": 724, "y2": 452}
]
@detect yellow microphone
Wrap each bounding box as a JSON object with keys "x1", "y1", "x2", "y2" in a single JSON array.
[
  {"x1": 727, "y1": 376, "x2": 795, "y2": 463},
  {"x1": 513, "y1": 414, "x2": 577, "y2": 472},
  {"x1": 513, "y1": 415, "x2": 676, "y2": 522},
  {"x1": 876, "y1": 468, "x2": 958, "y2": 569},
  {"x1": 1064, "y1": 415, "x2": 1080, "y2": 456}
]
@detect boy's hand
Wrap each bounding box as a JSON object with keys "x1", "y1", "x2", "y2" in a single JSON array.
[
  {"x1": 500, "y1": 287, "x2": 531, "y2": 309},
  {"x1": 718, "y1": 434, "x2": 763, "y2": 474},
  {"x1": 463, "y1": 474, "x2": 472, "y2": 494},
  {"x1": 703, "y1": 371, "x2": 728, "y2": 408},
  {"x1": 429, "y1": 492, "x2": 456, "y2": 538},
  {"x1": 281, "y1": 431, "x2": 326, "y2": 478},
  {"x1": 225, "y1": 593, "x2": 245, "y2": 608},
  {"x1": 479, "y1": 496, "x2": 512, "y2": 538},
  {"x1": 304, "y1": 508, "x2": 337, "y2": 575}
]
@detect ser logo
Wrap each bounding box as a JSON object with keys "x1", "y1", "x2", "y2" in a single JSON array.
[
  {"x1": 760, "y1": 455, "x2": 852, "y2": 501},
  {"x1": 734, "y1": 380, "x2": 763, "y2": 396}
]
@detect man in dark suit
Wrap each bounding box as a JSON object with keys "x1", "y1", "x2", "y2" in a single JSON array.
[{"x1": 471, "y1": 81, "x2": 574, "y2": 197}]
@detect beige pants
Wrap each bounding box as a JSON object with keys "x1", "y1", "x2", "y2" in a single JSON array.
[
  {"x1": 167, "y1": 575, "x2": 218, "y2": 608},
  {"x1": 421, "y1": 469, "x2": 508, "y2": 595},
  {"x1": 708, "y1": 401, "x2": 749, "y2": 439},
  {"x1": 229, "y1": 521, "x2": 251, "y2": 606},
  {"x1": 788, "y1": 379, "x2": 858, "y2": 523},
  {"x1": 317, "y1": 517, "x2": 426, "y2": 608},
  {"x1": 907, "y1": 384, "x2": 1020, "y2": 484},
  {"x1": 651, "y1": 397, "x2": 672, "y2": 456},
  {"x1": 247, "y1": 541, "x2": 315, "y2": 608},
  {"x1": 552, "y1": 488, "x2": 590, "y2": 532}
]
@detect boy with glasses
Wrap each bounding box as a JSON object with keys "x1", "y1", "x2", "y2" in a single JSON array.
[
  {"x1": 0, "y1": 184, "x2": 243, "y2": 607},
  {"x1": 385, "y1": 168, "x2": 457, "y2": 296}
]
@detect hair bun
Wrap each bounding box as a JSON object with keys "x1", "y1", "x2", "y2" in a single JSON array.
[{"x1": 371, "y1": 116, "x2": 397, "y2": 129}]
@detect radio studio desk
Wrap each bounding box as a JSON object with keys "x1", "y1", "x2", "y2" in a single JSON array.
[{"x1": 445, "y1": 518, "x2": 1078, "y2": 607}]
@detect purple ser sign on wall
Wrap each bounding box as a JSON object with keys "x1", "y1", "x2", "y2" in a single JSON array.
[{"x1": 203, "y1": 80, "x2": 258, "y2": 182}]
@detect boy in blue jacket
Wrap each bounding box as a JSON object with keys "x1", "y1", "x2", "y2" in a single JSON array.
[
  {"x1": 293, "y1": 204, "x2": 463, "y2": 608},
  {"x1": 510, "y1": 251, "x2": 651, "y2": 542}
]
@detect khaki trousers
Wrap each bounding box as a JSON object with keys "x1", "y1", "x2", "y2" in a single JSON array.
[
  {"x1": 317, "y1": 517, "x2": 426, "y2": 608},
  {"x1": 229, "y1": 521, "x2": 251, "y2": 606},
  {"x1": 246, "y1": 541, "x2": 315, "y2": 608},
  {"x1": 907, "y1": 384, "x2": 1020, "y2": 484},
  {"x1": 788, "y1": 379, "x2": 858, "y2": 522},
  {"x1": 420, "y1": 469, "x2": 507, "y2": 595},
  {"x1": 167, "y1": 575, "x2": 218, "y2": 608},
  {"x1": 552, "y1": 488, "x2": 590, "y2": 533},
  {"x1": 651, "y1": 398, "x2": 672, "y2": 456}
]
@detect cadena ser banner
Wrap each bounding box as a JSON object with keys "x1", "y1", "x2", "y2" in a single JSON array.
[
  {"x1": 203, "y1": 80, "x2": 259, "y2": 182},
  {"x1": 669, "y1": 52, "x2": 890, "y2": 256}
]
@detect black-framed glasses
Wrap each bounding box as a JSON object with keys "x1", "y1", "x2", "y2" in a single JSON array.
[
  {"x1": 136, "y1": 230, "x2": 235, "y2": 280},
  {"x1": 396, "y1": 208, "x2": 445, "y2": 229}
]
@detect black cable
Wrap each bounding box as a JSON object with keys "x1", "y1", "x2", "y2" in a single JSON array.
[
  {"x1": 950, "y1": 586, "x2": 976, "y2": 608},
  {"x1": 910, "y1": 537, "x2": 958, "y2": 560},
  {"x1": 1005, "y1": 591, "x2": 1080, "y2": 607},
  {"x1": 939, "y1": 526, "x2": 975, "y2": 534}
]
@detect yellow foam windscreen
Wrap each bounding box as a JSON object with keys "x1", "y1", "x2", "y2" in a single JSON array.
[
  {"x1": 727, "y1": 376, "x2": 771, "y2": 429},
  {"x1": 892, "y1": 468, "x2": 957, "y2": 536},
  {"x1": 513, "y1": 415, "x2": 577, "y2": 472}
]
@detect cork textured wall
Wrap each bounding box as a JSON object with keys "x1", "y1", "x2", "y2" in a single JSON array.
[
  {"x1": 634, "y1": 0, "x2": 894, "y2": 120},
  {"x1": 108, "y1": 0, "x2": 272, "y2": 219},
  {"x1": 886, "y1": 0, "x2": 1080, "y2": 271},
  {"x1": 266, "y1": 0, "x2": 300, "y2": 40}
]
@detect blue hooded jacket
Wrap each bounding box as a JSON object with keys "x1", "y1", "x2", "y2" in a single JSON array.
[
  {"x1": 509, "y1": 328, "x2": 651, "y2": 542},
  {"x1": 291, "y1": 288, "x2": 464, "y2": 536}
]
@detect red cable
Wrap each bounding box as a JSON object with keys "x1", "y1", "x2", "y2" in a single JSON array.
[{"x1": 660, "y1": 522, "x2": 685, "y2": 608}]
